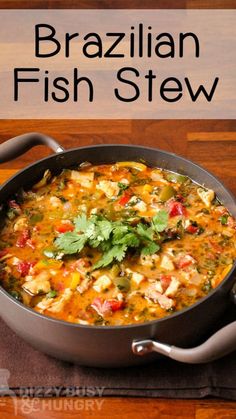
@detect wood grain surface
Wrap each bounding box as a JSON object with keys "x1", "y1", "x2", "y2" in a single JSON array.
[
  {"x1": 0, "y1": 0, "x2": 236, "y2": 418},
  {"x1": 0, "y1": 396, "x2": 236, "y2": 418}
]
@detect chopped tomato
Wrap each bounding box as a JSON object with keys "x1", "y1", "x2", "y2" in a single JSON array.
[
  {"x1": 186, "y1": 225, "x2": 198, "y2": 234},
  {"x1": 17, "y1": 261, "x2": 35, "y2": 277},
  {"x1": 118, "y1": 193, "x2": 131, "y2": 206},
  {"x1": 107, "y1": 299, "x2": 125, "y2": 312},
  {"x1": 55, "y1": 222, "x2": 74, "y2": 233},
  {"x1": 160, "y1": 274, "x2": 172, "y2": 292},
  {"x1": 168, "y1": 201, "x2": 187, "y2": 217},
  {"x1": 177, "y1": 255, "x2": 195, "y2": 269},
  {"x1": 16, "y1": 229, "x2": 30, "y2": 248}
]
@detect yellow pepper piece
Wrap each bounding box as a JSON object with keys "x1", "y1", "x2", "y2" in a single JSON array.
[
  {"x1": 35, "y1": 260, "x2": 63, "y2": 271},
  {"x1": 116, "y1": 161, "x2": 147, "y2": 172},
  {"x1": 143, "y1": 184, "x2": 152, "y2": 193},
  {"x1": 70, "y1": 272, "x2": 81, "y2": 290},
  {"x1": 34, "y1": 260, "x2": 47, "y2": 270}
]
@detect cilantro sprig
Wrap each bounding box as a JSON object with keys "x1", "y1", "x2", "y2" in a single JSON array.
[{"x1": 54, "y1": 210, "x2": 168, "y2": 269}]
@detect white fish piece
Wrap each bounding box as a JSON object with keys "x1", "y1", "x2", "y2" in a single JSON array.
[
  {"x1": 71, "y1": 171, "x2": 94, "y2": 188},
  {"x1": 139, "y1": 254, "x2": 160, "y2": 268},
  {"x1": 125, "y1": 268, "x2": 145, "y2": 285},
  {"x1": 93, "y1": 275, "x2": 112, "y2": 292},
  {"x1": 96, "y1": 180, "x2": 119, "y2": 199},
  {"x1": 128, "y1": 196, "x2": 147, "y2": 212},
  {"x1": 49, "y1": 196, "x2": 61, "y2": 208},
  {"x1": 47, "y1": 288, "x2": 73, "y2": 313},
  {"x1": 165, "y1": 277, "x2": 180, "y2": 297},
  {"x1": 22, "y1": 271, "x2": 51, "y2": 295},
  {"x1": 160, "y1": 255, "x2": 175, "y2": 271},
  {"x1": 197, "y1": 188, "x2": 215, "y2": 208},
  {"x1": 150, "y1": 170, "x2": 168, "y2": 183}
]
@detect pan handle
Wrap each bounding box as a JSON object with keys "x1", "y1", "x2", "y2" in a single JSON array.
[
  {"x1": 133, "y1": 282, "x2": 236, "y2": 363},
  {"x1": 0, "y1": 132, "x2": 65, "y2": 163},
  {"x1": 132, "y1": 320, "x2": 236, "y2": 363}
]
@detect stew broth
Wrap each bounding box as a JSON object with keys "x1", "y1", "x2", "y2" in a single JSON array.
[{"x1": 0, "y1": 161, "x2": 235, "y2": 326}]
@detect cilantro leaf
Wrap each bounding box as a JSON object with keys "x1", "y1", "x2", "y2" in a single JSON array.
[
  {"x1": 118, "y1": 182, "x2": 129, "y2": 191},
  {"x1": 54, "y1": 211, "x2": 167, "y2": 267},
  {"x1": 74, "y1": 214, "x2": 90, "y2": 232},
  {"x1": 136, "y1": 223, "x2": 154, "y2": 241},
  {"x1": 55, "y1": 232, "x2": 87, "y2": 254},
  {"x1": 93, "y1": 244, "x2": 127, "y2": 269},
  {"x1": 112, "y1": 223, "x2": 129, "y2": 242},
  {"x1": 141, "y1": 242, "x2": 160, "y2": 255},
  {"x1": 97, "y1": 220, "x2": 113, "y2": 240},
  {"x1": 152, "y1": 210, "x2": 168, "y2": 232},
  {"x1": 114, "y1": 232, "x2": 140, "y2": 247}
]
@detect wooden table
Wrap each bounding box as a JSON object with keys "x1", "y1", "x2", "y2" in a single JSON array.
[{"x1": 0, "y1": 0, "x2": 236, "y2": 417}]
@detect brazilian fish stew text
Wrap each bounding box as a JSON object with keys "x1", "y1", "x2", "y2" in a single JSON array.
[{"x1": 0, "y1": 162, "x2": 236, "y2": 326}]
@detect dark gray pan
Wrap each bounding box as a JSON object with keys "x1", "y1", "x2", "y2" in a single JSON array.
[{"x1": 0, "y1": 133, "x2": 235, "y2": 367}]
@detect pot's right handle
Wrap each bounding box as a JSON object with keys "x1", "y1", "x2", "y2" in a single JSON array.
[
  {"x1": 0, "y1": 132, "x2": 65, "y2": 163},
  {"x1": 132, "y1": 321, "x2": 236, "y2": 364},
  {"x1": 133, "y1": 282, "x2": 236, "y2": 364}
]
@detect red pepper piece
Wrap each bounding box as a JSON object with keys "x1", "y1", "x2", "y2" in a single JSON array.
[
  {"x1": 118, "y1": 193, "x2": 131, "y2": 206},
  {"x1": 16, "y1": 229, "x2": 30, "y2": 248},
  {"x1": 107, "y1": 299, "x2": 125, "y2": 312},
  {"x1": 17, "y1": 261, "x2": 35, "y2": 277},
  {"x1": 186, "y1": 225, "x2": 198, "y2": 234},
  {"x1": 168, "y1": 201, "x2": 187, "y2": 217},
  {"x1": 55, "y1": 222, "x2": 74, "y2": 233},
  {"x1": 160, "y1": 274, "x2": 172, "y2": 292}
]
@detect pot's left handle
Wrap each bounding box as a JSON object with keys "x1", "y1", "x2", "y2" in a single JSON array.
[{"x1": 0, "y1": 132, "x2": 65, "y2": 163}]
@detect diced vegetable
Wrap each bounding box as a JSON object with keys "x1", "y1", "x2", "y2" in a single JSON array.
[
  {"x1": 168, "y1": 201, "x2": 186, "y2": 217},
  {"x1": 70, "y1": 272, "x2": 81, "y2": 290},
  {"x1": 116, "y1": 161, "x2": 147, "y2": 171},
  {"x1": 55, "y1": 221, "x2": 74, "y2": 233},
  {"x1": 159, "y1": 185, "x2": 176, "y2": 202},
  {"x1": 112, "y1": 276, "x2": 130, "y2": 292},
  {"x1": 166, "y1": 173, "x2": 188, "y2": 183},
  {"x1": 118, "y1": 192, "x2": 131, "y2": 206}
]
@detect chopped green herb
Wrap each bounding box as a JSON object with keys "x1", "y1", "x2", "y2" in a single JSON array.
[
  {"x1": 55, "y1": 212, "x2": 169, "y2": 269},
  {"x1": 219, "y1": 215, "x2": 229, "y2": 225},
  {"x1": 46, "y1": 290, "x2": 57, "y2": 299},
  {"x1": 118, "y1": 182, "x2": 129, "y2": 191},
  {"x1": 152, "y1": 210, "x2": 169, "y2": 232}
]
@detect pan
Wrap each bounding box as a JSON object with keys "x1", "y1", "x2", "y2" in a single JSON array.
[{"x1": 0, "y1": 132, "x2": 235, "y2": 367}]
